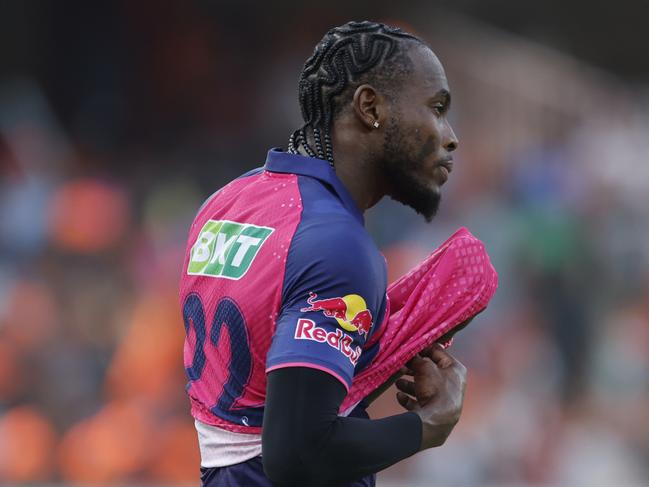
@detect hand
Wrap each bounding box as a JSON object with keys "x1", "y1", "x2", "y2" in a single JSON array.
[{"x1": 395, "y1": 344, "x2": 467, "y2": 450}]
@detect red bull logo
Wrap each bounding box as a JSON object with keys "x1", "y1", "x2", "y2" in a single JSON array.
[{"x1": 300, "y1": 292, "x2": 373, "y2": 338}]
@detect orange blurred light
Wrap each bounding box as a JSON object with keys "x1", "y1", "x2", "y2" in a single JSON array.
[
  {"x1": 3, "y1": 279, "x2": 58, "y2": 351},
  {"x1": 105, "y1": 292, "x2": 185, "y2": 402},
  {"x1": 146, "y1": 418, "x2": 200, "y2": 483},
  {"x1": 48, "y1": 179, "x2": 129, "y2": 253},
  {"x1": 0, "y1": 407, "x2": 57, "y2": 482},
  {"x1": 0, "y1": 341, "x2": 21, "y2": 401},
  {"x1": 58, "y1": 401, "x2": 155, "y2": 484}
]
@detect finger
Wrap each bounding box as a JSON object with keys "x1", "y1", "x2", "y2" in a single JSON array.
[
  {"x1": 399, "y1": 366, "x2": 414, "y2": 377},
  {"x1": 418, "y1": 342, "x2": 443, "y2": 360},
  {"x1": 405, "y1": 353, "x2": 423, "y2": 370},
  {"x1": 414, "y1": 379, "x2": 438, "y2": 404},
  {"x1": 406, "y1": 358, "x2": 442, "y2": 402},
  {"x1": 408, "y1": 355, "x2": 439, "y2": 376},
  {"x1": 396, "y1": 391, "x2": 417, "y2": 411},
  {"x1": 428, "y1": 345, "x2": 455, "y2": 369},
  {"x1": 419, "y1": 344, "x2": 453, "y2": 366},
  {"x1": 407, "y1": 354, "x2": 427, "y2": 368},
  {"x1": 395, "y1": 378, "x2": 416, "y2": 396}
]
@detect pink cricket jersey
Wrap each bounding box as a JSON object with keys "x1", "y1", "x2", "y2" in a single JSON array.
[{"x1": 179, "y1": 149, "x2": 498, "y2": 436}]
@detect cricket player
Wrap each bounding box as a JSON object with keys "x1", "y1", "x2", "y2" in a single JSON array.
[{"x1": 180, "y1": 20, "x2": 468, "y2": 486}]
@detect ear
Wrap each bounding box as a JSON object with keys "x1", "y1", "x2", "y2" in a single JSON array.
[{"x1": 352, "y1": 84, "x2": 383, "y2": 130}]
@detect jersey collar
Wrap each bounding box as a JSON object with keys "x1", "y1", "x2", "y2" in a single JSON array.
[{"x1": 264, "y1": 148, "x2": 364, "y2": 225}]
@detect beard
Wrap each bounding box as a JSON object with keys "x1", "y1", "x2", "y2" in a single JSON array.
[{"x1": 379, "y1": 117, "x2": 441, "y2": 222}]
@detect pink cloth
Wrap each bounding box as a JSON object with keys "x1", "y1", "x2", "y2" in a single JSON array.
[{"x1": 341, "y1": 227, "x2": 499, "y2": 413}]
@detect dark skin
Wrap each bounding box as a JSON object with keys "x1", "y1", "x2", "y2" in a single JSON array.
[
  {"x1": 396, "y1": 344, "x2": 467, "y2": 449},
  {"x1": 295, "y1": 43, "x2": 469, "y2": 451},
  {"x1": 300, "y1": 43, "x2": 471, "y2": 450},
  {"x1": 363, "y1": 316, "x2": 474, "y2": 406},
  {"x1": 329, "y1": 43, "x2": 457, "y2": 218},
  {"x1": 298, "y1": 44, "x2": 458, "y2": 217}
]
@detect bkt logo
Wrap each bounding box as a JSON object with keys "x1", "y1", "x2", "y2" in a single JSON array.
[
  {"x1": 188, "y1": 220, "x2": 274, "y2": 279},
  {"x1": 300, "y1": 292, "x2": 373, "y2": 337},
  {"x1": 294, "y1": 319, "x2": 361, "y2": 366}
]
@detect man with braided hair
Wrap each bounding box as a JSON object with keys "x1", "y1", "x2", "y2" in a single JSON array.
[{"x1": 180, "y1": 20, "x2": 467, "y2": 486}]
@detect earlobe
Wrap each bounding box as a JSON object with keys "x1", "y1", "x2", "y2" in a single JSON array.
[{"x1": 352, "y1": 84, "x2": 382, "y2": 130}]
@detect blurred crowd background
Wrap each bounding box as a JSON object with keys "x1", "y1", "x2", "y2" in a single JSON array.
[{"x1": 1, "y1": 1, "x2": 649, "y2": 485}]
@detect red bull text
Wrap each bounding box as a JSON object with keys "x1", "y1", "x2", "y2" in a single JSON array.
[{"x1": 294, "y1": 318, "x2": 361, "y2": 365}]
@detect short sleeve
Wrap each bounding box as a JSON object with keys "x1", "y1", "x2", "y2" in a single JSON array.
[{"x1": 266, "y1": 219, "x2": 384, "y2": 390}]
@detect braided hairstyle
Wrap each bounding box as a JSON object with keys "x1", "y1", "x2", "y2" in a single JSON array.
[{"x1": 288, "y1": 21, "x2": 424, "y2": 166}]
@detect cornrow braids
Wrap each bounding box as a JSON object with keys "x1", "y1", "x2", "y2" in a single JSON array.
[{"x1": 288, "y1": 20, "x2": 424, "y2": 166}]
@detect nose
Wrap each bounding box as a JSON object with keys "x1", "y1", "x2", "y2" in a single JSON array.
[{"x1": 443, "y1": 121, "x2": 459, "y2": 152}]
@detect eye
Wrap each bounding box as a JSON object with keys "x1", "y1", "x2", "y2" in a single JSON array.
[{"x1": 432, "y1": 103, "x2": 445, "y2": 116}]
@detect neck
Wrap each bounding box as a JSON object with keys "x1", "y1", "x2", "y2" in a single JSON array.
[
  {"x1": 333, "y1": 156, "x2": 383, "y2": 212},
  {"x1": 331, "y1": 122, "x2": 387, "y2": 212},
  {"x1": 296, "y1": 124, "x2": 386, "y2": 212}
]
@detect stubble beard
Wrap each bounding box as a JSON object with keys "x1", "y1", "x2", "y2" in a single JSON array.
[{"x1": 380, "y1": 117, "x2": 441, "y2": 222}]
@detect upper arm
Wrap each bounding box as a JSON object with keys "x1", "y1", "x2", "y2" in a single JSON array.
[{"x1": 266, "y1": 220, "x2": 384, "y2": 390}]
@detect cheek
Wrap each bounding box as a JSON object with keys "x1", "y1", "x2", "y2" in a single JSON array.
[
  {"x1": 394, "y1": 108, "x2": 442, "y2": 162},
  {"x1": 416, "y1": 135, "x2": 436, "y2": 161},
  {"x1": 413, "y1": 111, "x2": 443, "y2": 152},
  {"x1": 415, "y1": 118, "x2": 441, "y2": 160},
  {"x1": 428, "y1": 118, "x2": 445, "y2": 147}
]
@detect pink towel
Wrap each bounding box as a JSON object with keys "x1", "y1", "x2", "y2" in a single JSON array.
[{"x1": 341, "y1": 227, "x2": 499, "y2": 413}]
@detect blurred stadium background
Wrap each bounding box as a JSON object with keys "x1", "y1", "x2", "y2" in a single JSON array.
[{"x1": 1, "y1": 1, "x2": 649, "y2": 485}]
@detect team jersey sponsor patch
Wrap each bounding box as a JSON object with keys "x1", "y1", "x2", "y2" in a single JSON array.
[
  {"x1": 300, "y1": 292, "x2": 373, "y2": 337},
  {"x1": 294, "y1": 318, "x2": 361, "y2": 365},
  {"x1": 188, "y1": 219, "x2": 274, "y2": 279}
]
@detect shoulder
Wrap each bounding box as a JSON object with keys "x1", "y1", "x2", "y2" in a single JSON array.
[
  {"x1": 292, "y1": 175, "x2": 374, "y2": 266},
  {"x1": 291, "y1": 216, "x2": 376, "y2": 274},
  {"x1": 194, "y1": 167, "x2": 264, "y2": 217},
  {"x1": 281, "y1": 215, "x2": 384, "y2": 311},
  {"x1": 281, "y1": 175, "x2": 386, "y2": 305}
]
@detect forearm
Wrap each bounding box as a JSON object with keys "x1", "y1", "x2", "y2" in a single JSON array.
[
  {"x1": 263, "y1": 367, "x2": 421, "y2": 486},
  {"x1": 312, "y1": 412, "x2": 421, "y2": 484}
]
